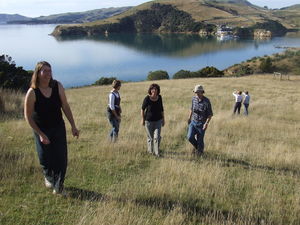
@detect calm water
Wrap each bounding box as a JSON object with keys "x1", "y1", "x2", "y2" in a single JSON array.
[{"x1": 1, "y1": 24, "x2": 300, "y2": 87}]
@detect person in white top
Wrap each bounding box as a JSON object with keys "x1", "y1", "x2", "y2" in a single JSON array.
[
  {"x1": 242, "y1": 91, "x2": 250, "y2": 115},
  {"x1": 107, "y1": 80, "x2": 122, "y2": 142},
  {"x1": 232, "y1": 90, "x2": 243, "y2": 114}
]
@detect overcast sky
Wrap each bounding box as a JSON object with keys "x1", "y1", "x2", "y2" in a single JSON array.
[{"x1": 0, "y1": 0, "x2": 299, "y2": 17}]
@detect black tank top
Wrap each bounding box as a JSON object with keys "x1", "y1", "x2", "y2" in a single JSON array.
[{"x1": 33, "y1": 80, "x2": 63, "y2": 129}]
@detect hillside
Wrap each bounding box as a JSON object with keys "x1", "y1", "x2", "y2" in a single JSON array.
[
  {"x1": 281, "y1": 4, "x2": 300, "y2": 10},
  {"x1": 1, "y1": 75, "x2": 300, "y2": 225},
  {"x1": 52, "y1": 0, "x2": 294, "y2": 37},
  {"x1": 273, "y1": 5, "x2": 300, "y2": 29},
  {"x1": 224, "y1": 47, "x2": 300, "y2": 76},
  {"x1": 4, "y1": 7, "x2": 131, "y2": 24},
  {"x1": 0, "y1": 14, "x2": 30, "y2": 24}
]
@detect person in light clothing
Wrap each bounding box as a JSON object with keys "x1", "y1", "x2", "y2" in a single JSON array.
[
  {"x1": 232, "y1": 90, "x2": 243, "y2": 114},
  {"x1": 187, "y1": 85, "x2": 213, "y2": 155},
  {"x1": 107, "y1": 80, "x2": 122, "y2": 142},
  {"x1": 242, "y1": 91, "x2": 250, "y2": 115}
]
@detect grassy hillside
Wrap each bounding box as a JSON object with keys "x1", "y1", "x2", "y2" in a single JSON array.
[
  {"x1": 273, "y1": 5, "x2": 300, "y2": 29},
  {"x1": 1, "y1": 75, "x2": 300, "y2": 224},
  {"x1": 52, "y1": 0, "x2": 295, "y2": 37},
  {"x1": 85, "y1": 0, "x2": 273, "y2": 27},
  {"x1": 225, "y1": 47, "x2": 300, "y2": 76}
]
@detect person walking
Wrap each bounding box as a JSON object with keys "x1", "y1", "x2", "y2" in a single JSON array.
[
  {"x1": 24, "y1": 61, "x2": 79, "y2": 196},
  {"x1": 232, "y1": 90, "x2": 243, "y2": 114},
  {"x1": 187, "y1": 85, "x2": 213, "y2": 155},
  {"x1": 107, "y1": 80, "x2": 122, "y2": 142},
  {"x1": 242, "y1": 91, "x2": 250, "y2": 115},
  {"x1": 141, "y1": 83, "x2": 165, "y2": 157}
]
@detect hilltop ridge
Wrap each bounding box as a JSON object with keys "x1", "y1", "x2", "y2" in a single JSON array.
[
  {"x1": 51, "y1": 0, "x2": 298, "y2": 38},
  {"x1": 1, "y1": 7, "x2": 132, "y2": 24}
]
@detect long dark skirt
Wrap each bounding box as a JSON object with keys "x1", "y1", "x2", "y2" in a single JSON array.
[{"x1": 34, "y1": 121, "x2": 67, "y2": 192}]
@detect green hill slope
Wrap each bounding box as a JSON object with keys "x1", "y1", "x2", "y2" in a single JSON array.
[
  {"x1": 52, "y1": 0, "x2": 295, "y2": 37},
  {"x1": 273, "y1": 4, "x2": 300, "y2": 29}
]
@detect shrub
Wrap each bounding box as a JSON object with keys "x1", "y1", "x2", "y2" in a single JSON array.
[
  {"x1": 259, "y1": 57, "x2": 274, "y2": 73},
  {"x1": 235, "y1": 65, "x2": 254, "y2": 76},
  {"x1": 0, "y1": 54, "x2": 32, "y2": 91},
  {"x1": 189, "y1": 71, "x2": 203, "y2": 78},
  {"x1": 94, "y1": 76, "x2": 117, "y2": 85},
  {"x1": 147, "y1": 70, "x2": 169, "y2": 80},
  {"x1": 199, "y1": 66, "x2": 224, "y2": 77},
  {"x1": 173, "y1": 70, "x2": 191, "y2": 79}
]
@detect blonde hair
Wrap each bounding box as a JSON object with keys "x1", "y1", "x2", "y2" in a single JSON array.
[
  {"x1": 30, "y1": 61, "x2": 53, "y2": 89},
  {"x1": 112, "y1": 80, "x2": 121, "y2": 89}
]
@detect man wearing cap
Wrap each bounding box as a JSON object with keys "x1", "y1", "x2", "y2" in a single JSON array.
[{"x1": 187, "y1": 85, "x2": 213, "y2": 155}]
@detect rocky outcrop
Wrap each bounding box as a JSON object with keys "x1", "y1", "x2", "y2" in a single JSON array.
[
  {"x1": 254, "y1": 29, "x2": 272, "y2": 38},
  {"x1": 51, "y1": 25, "x2": 88, "y2": 36}
]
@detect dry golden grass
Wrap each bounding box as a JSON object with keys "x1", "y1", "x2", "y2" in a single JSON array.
[
  {"x1": 1, "y1": 75, "x2": 300, "y2": 225},
  {"x1": 69, "y1": 75, "x2": 300, "y2": 224},
  {"x1": 0, "y1": 88, "x2": 24, "y2": 119}
]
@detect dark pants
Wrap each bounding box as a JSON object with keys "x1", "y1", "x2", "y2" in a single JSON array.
[
  {"x1": 34, "y1": 121, "x2": 67, "y2": 192},
  {"x1": 233, "y1": 102, "x2": 242, "y2": 114},
  {"x1": 107, "y1": 110, "x2": 120, "y2": 142},
  {"x1": 243, "y1": 103, "x2": 249, "y2": 115},
  {"x1": 187, "y1": 120, "x2": 206, "y2": 153}
]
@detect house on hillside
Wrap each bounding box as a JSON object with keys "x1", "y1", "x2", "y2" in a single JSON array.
[
  {"x1": 217, "y1": 25, "x2": 233, "y2": 36},
  {"x1": 216, "y1": 25, "x2": 238, "y2": 41}
]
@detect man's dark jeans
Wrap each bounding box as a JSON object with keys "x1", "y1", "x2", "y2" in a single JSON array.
[{"x1": 187, "y1": 120, "x2": 206, "y2": 153}]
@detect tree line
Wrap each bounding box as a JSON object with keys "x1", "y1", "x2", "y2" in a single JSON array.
[{"x1": 0, "y1": 55, "x2": 32, "y2": 91}]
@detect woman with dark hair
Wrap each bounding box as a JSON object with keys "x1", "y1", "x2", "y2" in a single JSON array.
[
  {"x1": 24, "y1": 61, "x2": 79, "y2": 196},
  {"x1": 141, "y1": 83, "x2": 165, "y2": 157},
  {"x1": 107, "y1": 80, "x2": 122, "y2": 142}
]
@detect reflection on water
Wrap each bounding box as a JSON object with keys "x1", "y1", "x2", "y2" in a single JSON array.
[
  {"x1": 1, "y1": 25, "x2": 300, "y2": 87},
  {"x1": 55, "y1": 33, "x2": 257, "y2": 57}
]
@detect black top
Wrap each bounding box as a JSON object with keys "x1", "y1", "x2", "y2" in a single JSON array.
[
  {"x1": 142, "y1": 95, "x2": 164, "y2": 121},
  {"x1": 32, "y1": 80, "x2": 63, "y2": 129},
  {"x1": 108, "y1": 92, "x2": 121, "y2": 116}
]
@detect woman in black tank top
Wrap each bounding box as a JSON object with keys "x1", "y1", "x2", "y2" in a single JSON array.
[{"x1": 24, "y1": 61, "x2": 79, "y2": 196}]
